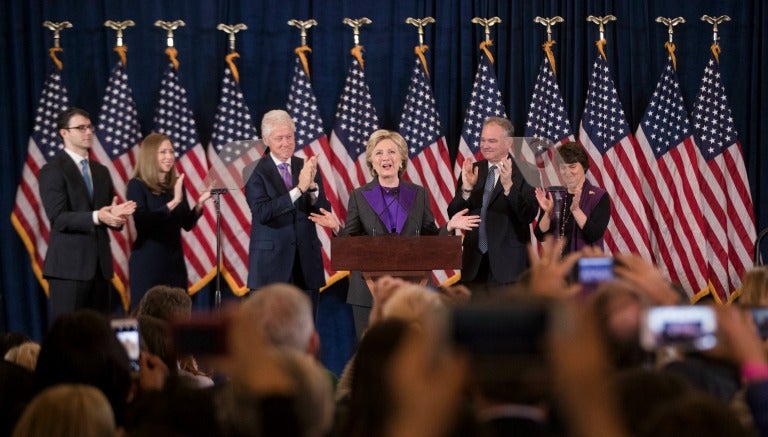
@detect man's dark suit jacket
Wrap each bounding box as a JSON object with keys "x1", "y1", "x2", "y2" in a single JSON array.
[
  {"x1": 244, "y1": 153, "x2": 329, "y2": 290},
  {"x1": 38, "y1": 151, "x2": 116, "y2": 281},
  {"x1": 340, "y1": 180, "x2": 445, "y2": 308},
  {"x1": 448, "y1": 156, "x2": 538, "y2": 284}
]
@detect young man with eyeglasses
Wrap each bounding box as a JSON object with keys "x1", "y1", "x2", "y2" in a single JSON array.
[{"x1": 38, "y1": 107, "x2": 137, "y2": 323}]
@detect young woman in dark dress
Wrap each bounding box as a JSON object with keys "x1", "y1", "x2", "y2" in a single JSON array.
[{"x1": 127, "y1": 133, "x2": 211, "y2": 307}]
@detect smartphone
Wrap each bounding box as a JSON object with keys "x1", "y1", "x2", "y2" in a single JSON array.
[
  {"x1": 640, "y1": 306, "x2": 718, "y2": 351},
  {"x1": 451, "y1": 302, "x2": 549, "y2": 357},
  {"x1": 751, "y1": 308, "x2": 768, "y2": 340},
  {"x1": 111, "y1": 318, "x2": 141, "y2": 372},
  {"x1": 171, "y1": 312, "x2": 229, "y2": 356},
  {"x1": 573, "y1": 256, "x2": 615, "y2": 294}
]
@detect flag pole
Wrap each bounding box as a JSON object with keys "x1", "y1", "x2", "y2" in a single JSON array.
[
  {"x1": 586, "y1": 15, "x2": 616, "y2": 61},
  {"x1": 343, "y1": 17, "x2": 371, "y2": 69},
  {"x1": 288, "y1": 19, "x2": 318, "y2": 77},
  {"x1": 208, "y1": 23, "x2": 248, "y2": 309},
  {"x1": 42, "y1": 21, "x2": 72, "y2": 71},
  {"x1": 701, "y1": 15, "x2": 730, "y2": 63},
  {"x1": 655, "y1": 16, "x2": 685, "y2": 71},
  {"x1": 405, "y1": 17, "x2": 434, "y2": 77},
  {"x1": 534, "y1": 16, "x2": 563, "y2": 75}
]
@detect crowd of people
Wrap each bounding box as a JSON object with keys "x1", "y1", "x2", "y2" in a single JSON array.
[{"x1": 2, "y1": 107, "x2": 767, "y2": 436}]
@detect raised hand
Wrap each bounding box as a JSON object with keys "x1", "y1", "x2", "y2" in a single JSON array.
[
  {"x1": 308, "y1": 208, "x2": 340, "y2": 233},
  {"x1": 570, "y1": 186, "x2": 582, "y2": 213},
  {"x1": 173, "y1": 173, "x2": 186, "y2": 203},
  {"x1": 298, "y1": 158, "x2": 315, "y2": 193},
  {"x1": 535, "y1": 187, "x2": 553, "y2": 213},
  {"x1": 498, "y1": 156, "x2": 513, "y2": 193},
  {"x1": 461, "y1": 158, "x2": 478, "y2": 191},
  {"x1": 446, "y1": 208, "x2": 480, "y2": 233},
  {"x1": 110, "y1": 196, "x2": 136, "y2": 218},
  {"x1": 613, "y1": 253, "x2": 681, "y2": 305},
  {"x1": 527, "y1": 235, "x2": 581, "y2": 298}
]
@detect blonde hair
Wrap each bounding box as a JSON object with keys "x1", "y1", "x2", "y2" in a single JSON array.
[
  {"x1": 364, "y1": 129, "x2": 409, "y2": 178},
  {"x1": 134, "y1": 133, "x2": 178, "y2": 195},
  {"x1": 739, "y1": 267, "x2": 768, "y2": 306},
  {"x1": 4, "y1": 342, "x2": 40, "y2": 371},
  {"x1": 12, "y1": 384, "x2": 115, "y2": 437},
  {"x1": 381, "y1": 284, "x2": 446, "y2": 325}
]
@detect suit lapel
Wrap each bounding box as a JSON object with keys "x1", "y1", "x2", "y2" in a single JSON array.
[
  {"x1": 399, "y1": 183, "x2": 418, "y2": 233},
  {"x1": 291, "y1": 156, "x2": 303, "y2": 189}
]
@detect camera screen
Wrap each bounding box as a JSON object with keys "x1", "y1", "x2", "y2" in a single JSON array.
[
  {"x1": 111, "y1": 319, "x2": 140, "y2": 371},
  {"x1": 641, "y1": 306, "x2": 717, "y2": 351},
  {"x1": 577, "y1": 257, "x2": 614, "y2": 283}
]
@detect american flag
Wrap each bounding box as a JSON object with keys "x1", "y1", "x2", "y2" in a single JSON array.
[
  {"x1": 92, "y1": 61, "x2": 142, "y2": 309},
  {"x1": 579, "y1": 55, "x2": 653, "y2": 259},
  {"x1": 399, "y1": 56, "x2": 456, "y2": 285},
  {"x1": 690, "y1": 53, "x2": 756, "y2": 303},
  {"x1": 286, "y1": 57, "x2": 341, "y2": 284},
  {"x1": 634, "y1": 60, "x2": 709, "y2": 299},
  {"x1": 524, "y1": 57, "x2": 574, "y2": 187},
  {"x1": 328, "y1": 54, "x2": 379, "y2": 223},
  {"x1": 11, "y1": 70, "x2": 70, "y2": 292},
  {"x1": 455, "y1": 50, "x2": 507, "y2": 178},
  {"x1": 207, "y1": 65, "x2": 262, "y2": 295},
  {"x1": 153, "y1": 64, "x2": 216, "y2": 293}
]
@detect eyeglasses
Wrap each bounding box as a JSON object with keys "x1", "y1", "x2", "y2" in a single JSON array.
[{"x1": 64, "y1": 124, "x2": 96, "y2": 132}]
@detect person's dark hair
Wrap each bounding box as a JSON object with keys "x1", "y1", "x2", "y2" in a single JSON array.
[
  {"x1": 1, "y1": 332, "x2": 32, "y2": 357},
  {"x1": 344, "y1": 319, "x2": 411, "y2": 437},
  {"x1": 55, "y1": 107, "x2": 90, "y2": 133},
  {"x1": 136, "y1": 285, "x2": 192, "y2": 321},
  {"x1": 555, "y1": 142, "x2": 590, "y2": 171},
  {"x1": 636, "y1": 391, "x2": 748, "y2": 437},
  {"x1": 35, "y1": 310, "x2": 132, "y2": 425},
  {"x1": 613, "y1": 369, "x2": 692, "y2": 432},
  {"x1": 137, "y1": 315, "x2": 177, "y2": 372}
]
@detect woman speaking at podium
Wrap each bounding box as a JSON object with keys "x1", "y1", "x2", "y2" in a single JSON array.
[{"x1": 310, "y1": 129, "x2": 479, "y2": 337}]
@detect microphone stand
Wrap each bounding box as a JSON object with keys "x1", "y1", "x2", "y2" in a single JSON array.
[
  {"x1": 755, "y1": 227, "x2": 768, "y2": 266},
  {"x1": 210, "y1": 187, "x2": 229, "y2": 308}
]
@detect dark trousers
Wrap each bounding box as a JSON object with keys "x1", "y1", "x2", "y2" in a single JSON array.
[
  {"x1": 351, "y1": 304, "x2": 371, "y2": 340},
  {"x1": 462, "y1": 252, "x2": 512, "y2": 299},
  {"x1": 289, "y1": 249, "x2": 320, "y2": 322},
  {"x1": 47, "y1": 264, "x2": 111, "y2": 325}
]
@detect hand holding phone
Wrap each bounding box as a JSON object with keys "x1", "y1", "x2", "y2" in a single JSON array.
[{"x1": 111, "y1": 318, "x2": 140, "y2": 372}]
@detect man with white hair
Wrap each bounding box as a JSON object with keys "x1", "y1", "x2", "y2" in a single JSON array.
[{"x1": 245, "y1": 110, "x2": 330, "y2": 313}]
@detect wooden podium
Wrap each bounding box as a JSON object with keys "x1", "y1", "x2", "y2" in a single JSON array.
[{"x1": 331, "y1": 235, "x2": 463, "y2": 288}]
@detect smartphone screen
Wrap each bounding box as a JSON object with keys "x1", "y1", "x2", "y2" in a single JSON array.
[
  {"x1": 575, "y1": 256, "x2": 614, "y2": 294},
  {"x1": 640, "y1": 306, "x2": 717, "y2": 351},
  {"x1": 111, "y1": 318, "x2": 140, "y2": 372}
]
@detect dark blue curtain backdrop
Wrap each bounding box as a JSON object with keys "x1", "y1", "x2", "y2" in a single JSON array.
[{"x1": 2, "y1": 0, "x2": 767, "y2": 338}]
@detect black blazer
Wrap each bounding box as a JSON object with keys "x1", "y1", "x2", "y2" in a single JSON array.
[
  {"x1": 244, "y1": 153, "x2": 330, "y2": 290},
  {"x1": 340, "y1": 180, "x2": 445, "y2": 307},
  {"x1": 447, "y1": 156, "x2": 538, "y2": 284},
  {"x1": 38, "y1": 151, "x2": 117, "y2": 281}
]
